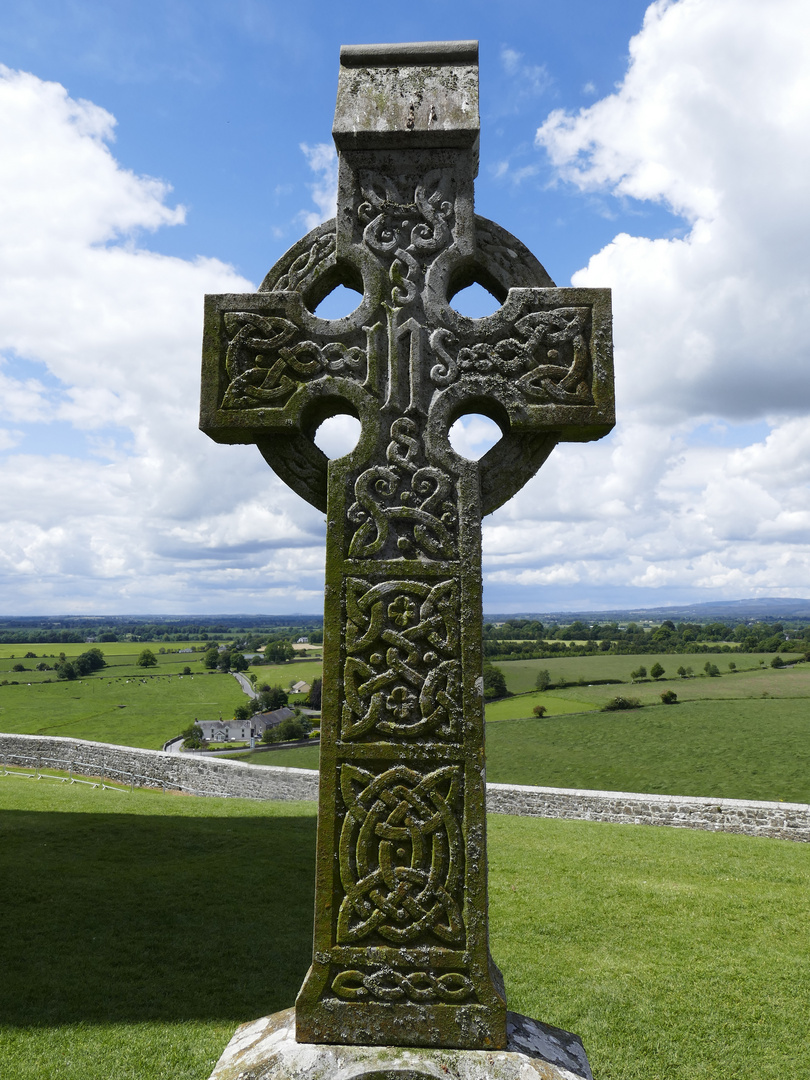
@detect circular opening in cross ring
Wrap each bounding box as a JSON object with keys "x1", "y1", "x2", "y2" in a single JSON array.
[
  {"x1": 313, "y1": 413, "x2": 363, "y2": 458},
  {"x1": 447, "y1": 413, "x2": 503, "y2": 460}
]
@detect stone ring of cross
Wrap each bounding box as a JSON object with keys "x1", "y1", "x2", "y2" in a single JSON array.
[{"x1": 202, "y1": 204, "x2": 612, "y2": 517}]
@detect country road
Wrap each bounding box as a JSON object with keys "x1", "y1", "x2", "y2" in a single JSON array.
[{"x1": 232, "y1": 671, "x2": 257, "y2": 698}]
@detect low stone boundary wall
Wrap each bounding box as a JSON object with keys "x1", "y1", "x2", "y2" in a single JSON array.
[
  {"x1": 486, "y1": 782, "x2": 810, "y2": 842},
  {"x1": 0, "y1": 733, "x2": 318, "y2": 802},
  {"x1": 2, "y1": 733, "x2": 808, "y2": 841}
]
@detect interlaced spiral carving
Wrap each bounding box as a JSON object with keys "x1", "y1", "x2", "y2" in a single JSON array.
[
  {"x1": 348, "y1": 417, "x2": 458, "y2": 560},
  {"x1": 221, "y1": 312, "x2": 366, "y2": 409},
  {"x1": 336, "y1": 763, "x2": 464, "y2": 945},
  {"x1": 342, "y1": 577, "x2": 460, "y2": 741},
  {"x1": 332, "y1": 967, "x2": 474, "y2": 1004},
  {"x1": 263, "y1": 230, "x2": 337, "y2": 293},
  {"x1": 359, "y1": 170, "x2": 455, "y2": 306},
  {"x1": 430, "y1": 307, "x2": 595, "y2": 404}
]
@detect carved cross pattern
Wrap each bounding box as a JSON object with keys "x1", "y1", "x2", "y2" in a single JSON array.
[{"x1": 200, "y1": 40, "x2": 614, "y2": 1053}]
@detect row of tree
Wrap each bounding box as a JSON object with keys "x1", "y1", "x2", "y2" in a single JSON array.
[{"x1": 483, "y1": 617, "x2": 810, "y2": 655}]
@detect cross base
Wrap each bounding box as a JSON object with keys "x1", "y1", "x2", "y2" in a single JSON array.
[{"x1": 207, "y1": 1007, "x2": 594, "y2": 1080}]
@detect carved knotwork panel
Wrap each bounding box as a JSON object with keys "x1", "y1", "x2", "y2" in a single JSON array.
[
  {"x1": 220, "y1": 312, "x2": 367, "y2": 410},
  {"x1": 348, "y1": 417, "x2": 458, "y2": 561},
  {"x1": 332, "y1": 965, "x2": 474, "y2": 1005},
  {"x1": 430, "y1": 305, "x2": 595, "y2": 406},
  {"x1": 336, "y1": 763, "x2": 465, "y2": 946},
  {"x1": 358, "y1": 168, "x2": 456, "y2": 304},
  {"x1": 342, "y1": 576, "x2": 461, "y2": 741}
]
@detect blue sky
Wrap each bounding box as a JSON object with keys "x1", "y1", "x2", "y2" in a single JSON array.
[
  {"x1": 1, "y1": 0, "x2": 809, "y2": 614},
  {"x1": 1, "y1": 0, "x2": 670, "y2": 286}
]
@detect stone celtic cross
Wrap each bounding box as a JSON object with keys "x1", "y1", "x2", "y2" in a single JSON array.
[{"x1": 200, "y1": 41, "x2": 614, "y2": 1053}]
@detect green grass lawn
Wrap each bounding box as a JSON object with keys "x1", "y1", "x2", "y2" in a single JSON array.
[
  {"x1": 0, "y1": 673, "x2": 246, "y2": 750},
  {"x1": 484, "y1": 697, "x2": 810, "y2": 802},
  {"x1": 1, "y1": 776, "x2": 808, "y2": 1079}
]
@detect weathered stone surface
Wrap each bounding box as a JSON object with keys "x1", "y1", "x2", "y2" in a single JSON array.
[
  {"x1": 199, "y1": 40, "x2": 613, "y2": 1051},
  {"x1": 207, "y1": 1007, "x2": 593, "y2": 1080}
]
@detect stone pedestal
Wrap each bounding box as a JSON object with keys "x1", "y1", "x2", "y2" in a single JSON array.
[{"x1": 207, "y1": 1007, "x2": 593, "y2": 1080}]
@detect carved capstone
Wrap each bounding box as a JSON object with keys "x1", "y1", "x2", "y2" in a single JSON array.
[{"x1": 200, "y1": 39, "x2": 614, "y2": 1052}]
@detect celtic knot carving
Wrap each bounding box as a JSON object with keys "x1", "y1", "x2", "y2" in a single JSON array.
[
  {"x1": 348, "y1": 417, "x2": 458, "y2": 560},
  {"x1": 359, "y1": 170, "x2": 455, "y2": 306},
  {"x1": 221, "y1": 312, "x2": 366, "y2": 409},
  {"x1": 332, "y1": 967, "x2": 474, "y2": 1004},
  {"x1": 342, "y1": 577, "x2": 460, "y2": 741},
  {"x1": 336, "y1": 764, "x2": 464, "y2": 945},
  {"x1": 430, "y1": 307, "x2": 595, "y2": 405},
  {"x1": 262, "y1": 230, "x2": 336, "y2": 293}
]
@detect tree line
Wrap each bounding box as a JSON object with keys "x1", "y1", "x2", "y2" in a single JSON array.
[{"x1": 482, "y1": 618, "x2": 810, "y2": 661}]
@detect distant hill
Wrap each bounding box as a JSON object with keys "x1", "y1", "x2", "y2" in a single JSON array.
[{"x1": 487, "y1": 597, "x2": 810, "y2": 623}]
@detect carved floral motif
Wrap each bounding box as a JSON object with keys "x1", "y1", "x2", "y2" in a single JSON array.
[
  {"x1": 336, "y1": 763, "x2": 465, "y2": 945},
  {"x1": 342, "y1": 577, "x2": 460, "y2": 741}
]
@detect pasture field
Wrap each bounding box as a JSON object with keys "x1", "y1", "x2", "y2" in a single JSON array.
[
  {"x1": 1, "y1": 776, "x2": 807, "y2": 1080},
  {"x1": 240, "y1": 672, "x2": 810, "y2": 802},
  {"x1": 232, "y1": 742, "x2": 321, "y2": 768},
  {"x1": 0, "y1": 645, "x2": 208, "y2": 684},
  {"x1": 0, "y1": 673, "x2": 245, "y2": 749},
  {"x1": 248, "y1": 658, "x2": 322, "y2": 689},
  {"x1": 484, "y1": 697, "x2": 810, "y2": 802},
  {"x1": 0, "y1": 640, "x2": 206, "y2": 659},
  {"x1": 484, "y1": 693, "x2": 598, "y2": 720},
  {"x1": 498, "y1": 652, "x2": 769, "y2": 693}
]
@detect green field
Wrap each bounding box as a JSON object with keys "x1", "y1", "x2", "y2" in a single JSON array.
[
  {"x1": 2, "y1": 653, "x2": 808, "y2": 800},
  {"x1": 0, "y1": 644, "x2": 209, "y2": 684},
  {"x1": 237, "y1": 668, "x2": 810, "y2": 802},
  {"x1": 484, "y1": 693, "x2": 598, "y2": 720},
  {"x1": 498, "y1": 652, "x2": 770, "y2": 693},
  {"x1": 0, "y1": 641, "x2": 208, "y2": 660},
  {"x1": 484, "y1": 697, "x2": 810, "y2": 802},
  {"x1": 0, "y1": 673, "x2": 246, "y2": 749},
  {"x1": 248, "y1": 658, "x2": 322, "y2": 688},
  {"x1": 1, "y1": 776, "x2": 808, "y2": 1080}
]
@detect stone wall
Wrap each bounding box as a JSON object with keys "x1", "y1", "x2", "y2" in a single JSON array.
[
  {"x1": 485, "y1": 781, "x2": 810, "y2": 842},
  {"x1": 2, "y1": 733, "x2": 808, "y2": 841},
  {"x1": 0, "y1": 733, "x2": 318, "y2": 802}
]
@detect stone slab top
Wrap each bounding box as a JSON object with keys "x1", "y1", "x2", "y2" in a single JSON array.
[
  {"x1": 333, "y1": 38, "x2": 479, "y2": 150},
  {"x1": 207, "y1": 1007, "x2": 593, "y2": 1080},
  {"x1": 339, "y1": 40, "x2": 479, "y2": 66}
]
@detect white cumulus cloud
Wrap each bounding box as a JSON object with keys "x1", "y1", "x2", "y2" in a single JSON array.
[
  {"x1": 0, "y1": 67, "x2": 327, "y2": 613},
  {"x1": 481, "y1": 0, "x2": 810, "y2": 606}
]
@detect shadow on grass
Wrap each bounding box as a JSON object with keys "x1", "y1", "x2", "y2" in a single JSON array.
[{"x1": 0, "y1": 809, "x2": 316, "y2": 1026}]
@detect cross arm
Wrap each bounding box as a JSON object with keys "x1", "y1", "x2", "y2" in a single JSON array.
[
  {"x1": 427, "y1": 286, "x2": 614, "y2": 445},
  {"x1": 200, "y1": 290, "x2": 378, "y2": 446}
]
